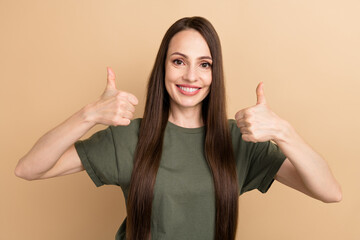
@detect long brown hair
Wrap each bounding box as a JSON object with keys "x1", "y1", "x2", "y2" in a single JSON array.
[{"x1": 126, "y1": 16, "x2": 239, "y2": 240}]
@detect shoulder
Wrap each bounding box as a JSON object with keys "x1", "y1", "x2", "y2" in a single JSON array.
[
  {"x1": 109, "y1": 118, "x2": 142, "y2": 139},
  {"x1": 227, "y1": 119, "x2": 243, "y2": 146},
  {"x1": 227, "y1": 119, "x2": 257, "y2": 151},
  {"x1": 227, "y1": 119, "x2": 240, "y2": 137},
  {"x1": 227, "y1": 119, "x2": 237, "y2": 129}
]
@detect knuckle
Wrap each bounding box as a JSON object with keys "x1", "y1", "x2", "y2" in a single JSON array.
[
  {"x1": 119, "y1": 101, "x2": 126, "y2": 108},
  {"x1": 128, "y1": 112, "x2": 134, "y2": 119},
  {"x1": 118, "y1": 91, "x2": 128, "y2": 97},
  {"x1": 115, "y1": 94, "x2": 122, "y2": 101},
  {"x1": 246, "y1": 107, "x2": 255, "y2": 115},
  {"x1": 242, "y1": 134, "x2": 250, "y2": 142},
  {"x1": 123, "y1": 119, "x2": 131, "y2": 126},
  {"x1": 114, "y1": 100, "x2": 121, "y2": 108},
  {"x1": 116, "y1": 91, "x2": 126, "y2": 99},
  {"x1": 129, "y1": 104, "x2": 136, "y2": 112},
  {"x1": 111, "y1": 115, "x2": 119, "y2": 124},
  {"x1": 115, "y1": 100, "x2": 126, "y2": 110},
  {"x1": 248, "y1": 126, "x2": 254, "y2": 134},
  {"x1": 115, "y1": 109, "x2": 124, "y2": 118},
  {"x1": 243, "y1": 111, "x2": 250, "y2": 118},
  {"x1": 242, "y1": 134, "x2": 257, "y2": 143},
  {"x1": 114, "y1": 103, "x2": 122, "y2": 112}
]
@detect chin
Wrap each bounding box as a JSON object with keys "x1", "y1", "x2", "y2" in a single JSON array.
[{"x1": 176, "y1": 100, "x2": 203, "y2": 109}]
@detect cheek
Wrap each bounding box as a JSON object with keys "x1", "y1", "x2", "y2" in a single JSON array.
[
  {"x1": 165, "y1": 68, "x2": 180, "y2": 84},
  {"x1": 202, "y1": 72, "x2": 212, "y2": 87},
  {"x1": 164, "y1": 65, "x2": 172, "y2": 90},
  {"x1": 164, "y1": 76, "x2": 171, "y2": 95},
  {"x1": 164, "y1": 71, "x2": 175, "y2": 95}
]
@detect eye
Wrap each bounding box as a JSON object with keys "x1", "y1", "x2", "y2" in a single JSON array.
[
  {"x1": 173, "y1": 59, "x2": 184, "y2": 65},
  {"x1": 200, "y1": 62, "x2": 212, "y2": 68}
]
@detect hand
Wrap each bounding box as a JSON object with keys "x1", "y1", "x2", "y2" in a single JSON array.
[
  {"x1": 86, "y1": 67, "x2": 139, "y2": 126},
  {"x1": 234, "y1": 82, "x2": 285, "y2": 143}
]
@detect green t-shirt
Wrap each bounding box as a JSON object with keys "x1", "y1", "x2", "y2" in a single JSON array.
[{"x1": 75, "y1": 118, "x2": 286, "y2": 240}]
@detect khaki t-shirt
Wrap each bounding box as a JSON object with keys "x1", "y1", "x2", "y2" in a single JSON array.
[{"x1": 75, "y1": 118, "x2": 286, "y2": 240}]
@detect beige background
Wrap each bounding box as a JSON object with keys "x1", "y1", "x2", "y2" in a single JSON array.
[{"x1": 1, "y1": 0, "x2": 359, "y2": 239}]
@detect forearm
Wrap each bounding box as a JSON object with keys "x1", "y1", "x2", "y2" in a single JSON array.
[
  {"x1": 15, "y1": 67, "x2": 138, "y2": 180},
  {"x1": 15, "y1": 104, "x2": 96, "y2": 179},
  {"x1": 274, "y1": 121, "x2": 342, "y2": 202}
]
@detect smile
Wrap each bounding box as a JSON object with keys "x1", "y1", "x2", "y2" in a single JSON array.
[
  {"x1": 179, "y1": 86, "x2": 199, "y2": 92},
  {"x1": 176, "y1": 85, "x2": 201, "y2": 96}
]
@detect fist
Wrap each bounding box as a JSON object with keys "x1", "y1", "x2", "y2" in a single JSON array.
[
  {"x1": 234, "y1": 82, "x2": 283, "y2": 143},
  {"x1": 88, "y1": 67, "x2": 139, "y2": 126}
]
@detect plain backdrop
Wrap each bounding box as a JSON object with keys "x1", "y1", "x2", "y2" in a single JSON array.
[{"x1": 1, "y1": 0, "x2": 359, "y2": 239}]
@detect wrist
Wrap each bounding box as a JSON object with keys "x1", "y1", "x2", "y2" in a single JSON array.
[
  {"x1": 273, "y1": 119, "x2": 295, "y2": 144},
  {"x1": 79, "y1": 103, "x2": 98, "y2": 127}
]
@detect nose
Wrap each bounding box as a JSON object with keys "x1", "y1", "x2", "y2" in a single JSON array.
[{"x1": 183, "y1": 65, "x2": 197, "y2": 82}]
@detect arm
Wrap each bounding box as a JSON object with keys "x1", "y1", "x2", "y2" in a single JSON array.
[
  {"x1": 15, "y1": 107, "x2": 93, "y2": 180},
  {"x1": 15, "y1": 67, "x2": 138, "y2": 180},
  {"x1": 235, "y1": 83, "x2": 342, "y2": 203},
  {"x1": 274, "y1": 124, "x2": 342, "y2": 203}
]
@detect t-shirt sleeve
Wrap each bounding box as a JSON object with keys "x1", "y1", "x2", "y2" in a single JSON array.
[
  {"x1": 75, "y1": 126, "x2": 119, "y2": 187},
  {"x1": 229, "y1": 119, "x2": 286, "y2": 195},
  {"x1": 242, "y1": 141, "x2": 286, "y2": 194}
]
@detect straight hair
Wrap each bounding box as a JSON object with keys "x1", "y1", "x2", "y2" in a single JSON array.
[{"x1": 126, "y1": 16, "x2": 239, "y2": 240}]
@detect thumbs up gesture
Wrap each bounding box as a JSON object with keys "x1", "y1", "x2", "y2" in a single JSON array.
[
  {"x1": 235, "y1": 82, "x2": 285, "y2": 143},
  {"x1": 86, "y1": 67, "x2": 139, "y2": 126}
]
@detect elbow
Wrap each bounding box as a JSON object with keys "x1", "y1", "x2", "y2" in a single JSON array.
[
  {"x1": 14, "y1": 163, "x2": 37, "y2": 181},
  {"x1": 322, "y1": 194, "x2": 342, "y2": 203},
  {"x1": 321, "y1": 186, "x2": 343, "y2": 203},
  {"x1": 330, "y1": 190, "x2": 343, "y2": 203}
]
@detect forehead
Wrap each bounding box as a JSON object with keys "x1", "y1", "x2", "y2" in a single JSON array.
[{"x1": 167, "y1": 29, "x2": 211, "y2": 57}]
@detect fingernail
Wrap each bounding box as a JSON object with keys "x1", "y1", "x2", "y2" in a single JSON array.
[{"x1": 108, "y1": 68, "x2": 114, "y2": 77}]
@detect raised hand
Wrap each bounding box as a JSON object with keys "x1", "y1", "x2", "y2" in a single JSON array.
[
  {"x1": 86, "y1": 67, "x2": 139, "y2": 126},
  {"x1": 234, "y1": 82, "x2": 285, "y2": 143}
]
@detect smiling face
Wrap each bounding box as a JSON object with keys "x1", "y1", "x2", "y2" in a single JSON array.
[{"x1": 165, "y1": 29, "x2": 212, "y2": 116}]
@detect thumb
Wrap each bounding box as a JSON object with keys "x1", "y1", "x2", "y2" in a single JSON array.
[
  {"x1": 106, "y1": 67, "x2": 117, "y2": 90},
  {"x1": 256, "y1": 82, "x2": 266, "y2": 105}
]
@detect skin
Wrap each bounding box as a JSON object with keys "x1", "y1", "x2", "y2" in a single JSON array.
[
  {"x1": 14, "y1": 67, "x2": 138, "y2": 179},
  {"x1": 165, "y1": 29, "x2": 212, "y2": 128},
  {"x1": 15, "y1": 29, "x2": 342, "y2": 203},
  {"x1": 235, "y1": 83, "x2": 342, "y2": 202}
]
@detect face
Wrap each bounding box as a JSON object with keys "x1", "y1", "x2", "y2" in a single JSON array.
[{"x1": 165, "y1": 29, "x2": 212, "y2": 113}]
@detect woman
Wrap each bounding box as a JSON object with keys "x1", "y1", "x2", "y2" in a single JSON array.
[{"x1": 15, "y1": 17, "x2": 342, "y2": 240}]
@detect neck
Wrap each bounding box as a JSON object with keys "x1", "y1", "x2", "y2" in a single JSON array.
[{"x1": 168, "y1": 104, "x2": 203, "y2": 128}]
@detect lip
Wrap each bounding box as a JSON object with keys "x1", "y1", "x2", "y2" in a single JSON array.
[
  {"x1": 176, "y1": 84, "x2": 201, "y2": 96},
  {"x1": 177, "y1": 84, "x2": 202, "y2": 88}
]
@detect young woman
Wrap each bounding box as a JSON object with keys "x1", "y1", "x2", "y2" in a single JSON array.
[{"x1": 15, "y1": 17, "x2": 341, "y2": 240}]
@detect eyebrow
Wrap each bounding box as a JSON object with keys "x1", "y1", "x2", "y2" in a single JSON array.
[{"x1": 170, "y1": 52, "x2": 212, "y2": 61}]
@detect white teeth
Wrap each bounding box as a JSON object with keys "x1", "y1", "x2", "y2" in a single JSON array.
[{"x1": 179, "y1": 86, "x2": 199, "y2": 93}]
